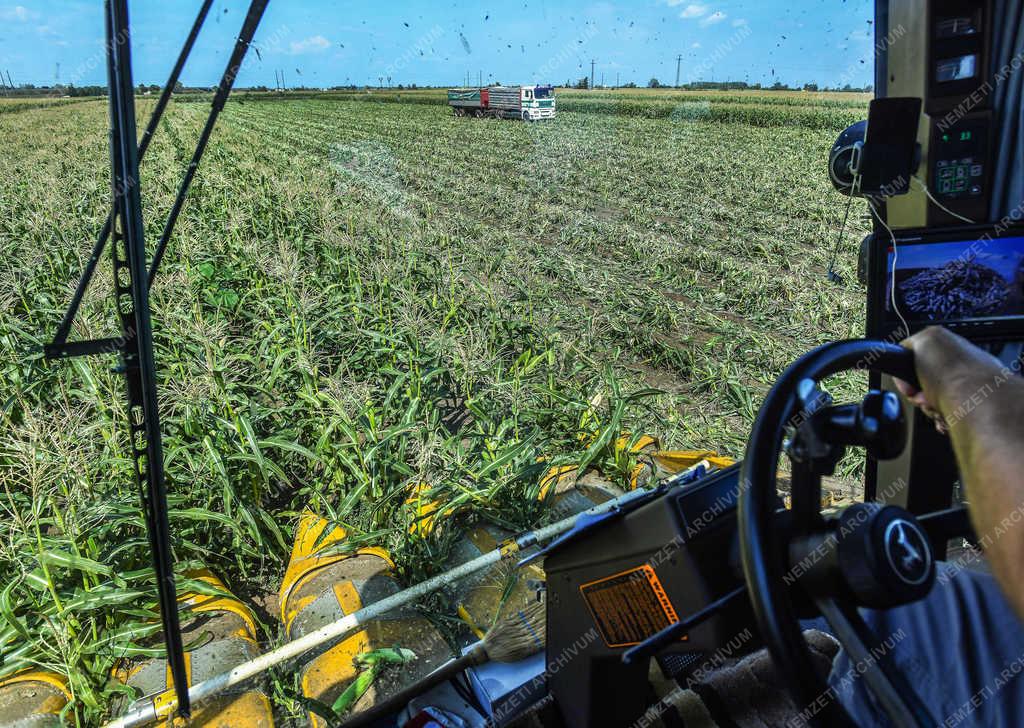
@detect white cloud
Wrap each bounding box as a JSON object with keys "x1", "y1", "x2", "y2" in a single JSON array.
[
  {"x1": 691, "y1": 42, "x2": 702, "y2": 48},
  {"x1": 289, "y1": 35, "x2": 330, "y2": 54},
  {"x1": 732, "y1": 18, "x2": 748, "y2": 27},
  {"x1": 679, "y1": 4, "x2": 709, "y2": 19},
  {"x1": 700, "y1": 11, "x2": 727, "y2": 26},
  {"x1": 1, "y1": 5, "x2": 34, "y2": 21}
]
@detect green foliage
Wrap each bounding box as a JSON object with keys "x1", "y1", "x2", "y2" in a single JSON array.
[{"x1": 0, "y1": 90, "x2": 870, "y2": 723}]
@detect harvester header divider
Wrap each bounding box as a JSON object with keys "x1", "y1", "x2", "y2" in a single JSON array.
[{"x1": 101, "y1": 485, "x2": 656, "y2": 728}]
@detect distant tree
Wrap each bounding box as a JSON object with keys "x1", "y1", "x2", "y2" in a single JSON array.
[
  {"x1": 623, "y1": 81, "x2": 637, "y2": 88},
  {"x1": 771, "y1": 80, "x2": 787, "y2": 90},
  {"x1": 575, "y1": 76, "x2": 589, "y2": 89},
  {"x1": 648, "y1": 77, "x2": 662, "y2": 88},
  {"x1": 174, "y1": 81, "x2": 185, "y2": 93},
  {"x1": 803, "y1": 82, "x2": 819, "y2": 92}
]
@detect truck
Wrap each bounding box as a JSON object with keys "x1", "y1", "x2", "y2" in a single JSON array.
[{"x1": 447, "y1": 84, "x2": 556, "y2": 121}]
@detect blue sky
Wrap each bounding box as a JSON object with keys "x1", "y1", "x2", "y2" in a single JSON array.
[{"x1": 0, "y1": 1, "x2": 875, "y2": 89}]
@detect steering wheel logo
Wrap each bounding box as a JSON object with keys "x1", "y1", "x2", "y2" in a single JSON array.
[{"x1": 883, "y1": 519, "x2": 932, "y2": 585}]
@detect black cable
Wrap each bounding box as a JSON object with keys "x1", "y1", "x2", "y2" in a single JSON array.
[{"x1": 826, "y1": 194, "x2": 854, "y2": 285}]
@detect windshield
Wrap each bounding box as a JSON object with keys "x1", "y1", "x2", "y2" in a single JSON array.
[{"x1": 3, "y1": 1, "x2": 877, "y2": 725}]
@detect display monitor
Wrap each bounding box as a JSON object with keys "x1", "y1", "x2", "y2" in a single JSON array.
[{"x1": 868, "y1": 226, "x2": 1024, "y2": 340}]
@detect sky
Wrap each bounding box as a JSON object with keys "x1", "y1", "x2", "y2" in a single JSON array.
[{"x1": 0, "y1": 1, "x2": 875, "y2": 90}]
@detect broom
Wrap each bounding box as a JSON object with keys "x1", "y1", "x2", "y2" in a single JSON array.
[{"x1": 339, "y1": 598, "x2": 547, "y2": 727}]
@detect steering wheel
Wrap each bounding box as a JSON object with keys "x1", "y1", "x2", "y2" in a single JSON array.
[{"x1": 738, "y1": 340, "x2": 973, "y2": 728}]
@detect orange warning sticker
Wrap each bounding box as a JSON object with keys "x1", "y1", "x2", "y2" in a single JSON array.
[{"x1": 580, "y1": 564, "x2": 682, "y2": 648}]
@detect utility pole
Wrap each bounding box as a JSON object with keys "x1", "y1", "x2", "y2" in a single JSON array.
[
  {"x1": 616, "y1": 71, "x2": 620, "y2": 88},
  {"x1": 590, "y1": 59, "x2": 595, "y2": 90},
  {"x1": 478, "y1": 70, "x2": 482, "y2": 87},
  {"x1": 55, "y1": 61, "x2": 60, "y2": 88},
  {"x1": 676, "y1": 54, "x2": 683, "y2": 88},
  {"x1": 600, "y1": 72, "x2": 604, "y2": 88},
  {"x1": 281, "y1": 69, "x2": 285, "y2": 90}
]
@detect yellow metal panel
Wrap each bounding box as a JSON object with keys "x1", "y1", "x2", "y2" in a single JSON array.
[
  {"x1": 279, "y1": 511, "x2": 393, "y2": 623},
  {"x1": 881, "y1": 0, "x2": 930, "y2": 229},
  {"x1": 183, "y1": 569, "x2": 259, "y2": 640},
  {"x1": 0, "y1": 670, "x2": 71, "y2": 701},
  {"x1": 652, "y1": 450, "x2": 735, "y2": 473},
  {"x1": 332, "y1": 581, "x2": 363, "y2": 615}
]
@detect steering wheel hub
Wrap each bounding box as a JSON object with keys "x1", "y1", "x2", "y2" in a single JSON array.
[{"x1": 792, "y1": 503, "x2": 936, "y2": 610}]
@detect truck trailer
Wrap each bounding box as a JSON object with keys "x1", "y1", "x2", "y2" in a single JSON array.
[{"x1": 447, "y1": 85, "x2": 556, "y2": 121}]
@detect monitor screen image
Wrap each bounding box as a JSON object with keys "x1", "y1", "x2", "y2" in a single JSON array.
[{"x1": 886, "y1": 237, "x2": 1024, "y2": 323}]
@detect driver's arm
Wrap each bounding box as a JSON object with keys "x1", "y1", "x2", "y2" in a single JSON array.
[{"x1": 896, "y1": 326, "x2": 1024, "y2": 618}]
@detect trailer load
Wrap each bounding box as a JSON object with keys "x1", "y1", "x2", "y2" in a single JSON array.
[{"x1": 447, "y1": 85, "x2": 556, "y2": 121}]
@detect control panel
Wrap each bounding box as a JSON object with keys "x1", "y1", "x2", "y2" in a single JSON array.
[{"x1": 924, "y1": 0, "x2": 994, "y2": 225}]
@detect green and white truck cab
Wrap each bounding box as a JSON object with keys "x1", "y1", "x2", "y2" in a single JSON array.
[{"x1": 447, "y1": 84, "x2": 556, "y2": 120}]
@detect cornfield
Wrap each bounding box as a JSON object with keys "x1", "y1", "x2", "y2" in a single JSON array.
[{"x1": 0, "y1": 88, "x2": 871, "y2": 724}]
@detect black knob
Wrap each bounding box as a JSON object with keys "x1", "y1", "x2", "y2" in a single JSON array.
[
  {"x1": 859, "y1": 390, "x2": 907, "y2": 459},
  {"x1": 820, "y1": 390, "x2": 906, "y2": 460}
]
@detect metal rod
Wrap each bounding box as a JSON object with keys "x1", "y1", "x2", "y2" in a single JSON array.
[
  {"x1": 48, "y1": 0, "x2": 214, "y2": 351},
  {"x1": 147, "y1": 0, "x2": 269, "y2": 287},
  {"x1": 102, "y1": 486, "x2": 653, "y2": 728},
  {"x1": 105, "y1": 0, "x2": 190, "y2": 717}
]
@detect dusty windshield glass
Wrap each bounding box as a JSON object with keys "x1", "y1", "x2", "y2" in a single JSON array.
[{"x1": 1, "y1": 1, "x2": 876, "y2": 725}]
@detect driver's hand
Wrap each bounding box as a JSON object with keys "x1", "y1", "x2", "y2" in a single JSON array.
[{"x1": 895, "y1": 326, "x2": 1003, "y2": 432}]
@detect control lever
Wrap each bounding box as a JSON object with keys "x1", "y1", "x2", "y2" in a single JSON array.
[
  {"x1": 788, "y1": 383, "x2": 907, "y2": 475},
  {"x1": 820, "y1": 390, "x2": 907, "y2": 460}
]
